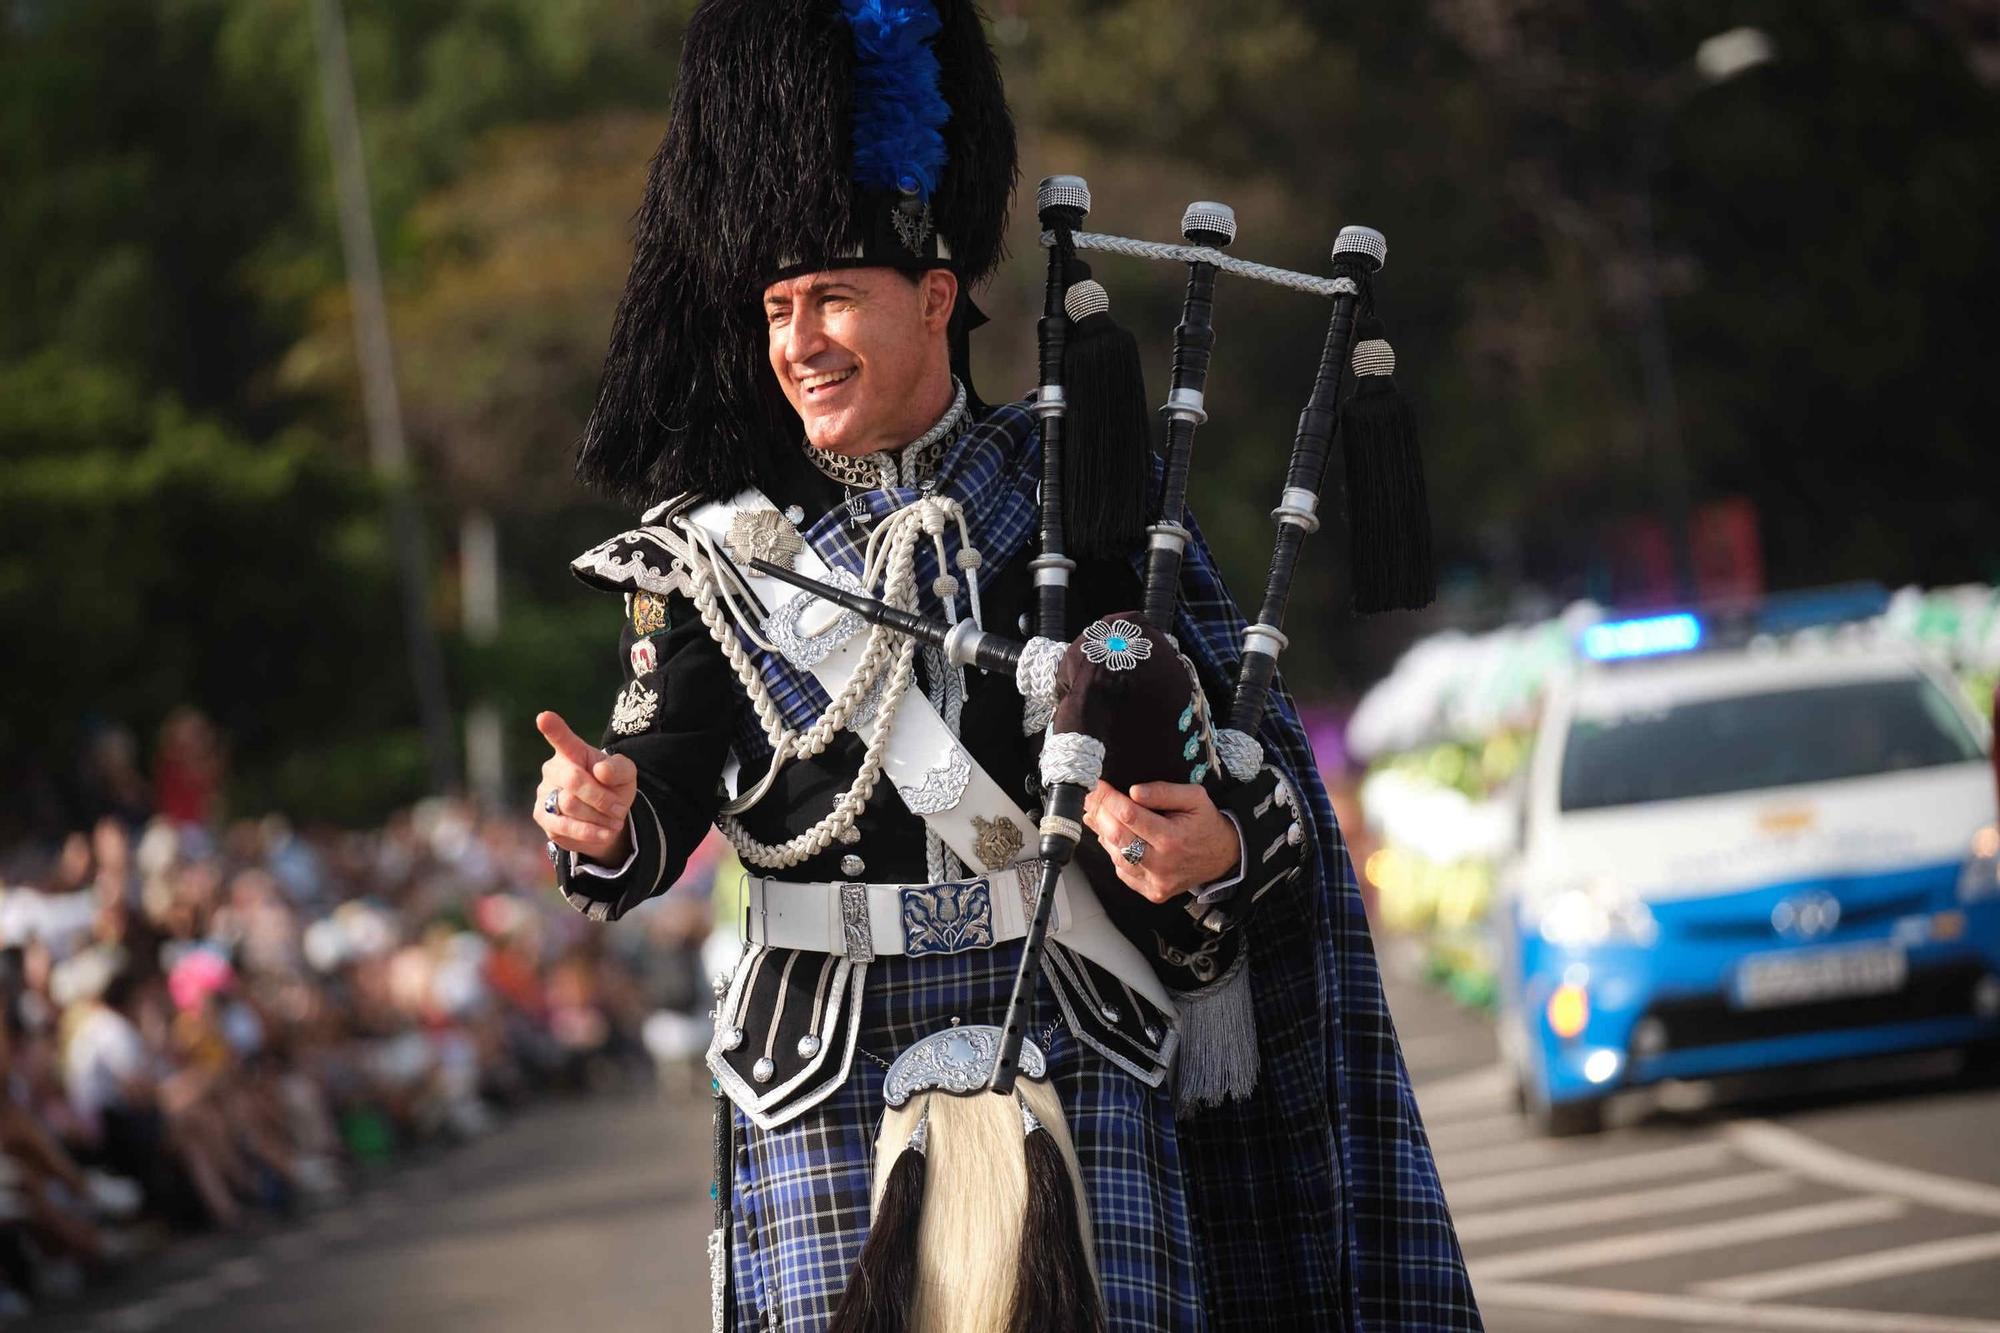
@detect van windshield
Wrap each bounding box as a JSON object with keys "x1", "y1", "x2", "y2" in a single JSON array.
[{"x1": 1559, "y1": 675, "x2": 1984, "y2": 812}]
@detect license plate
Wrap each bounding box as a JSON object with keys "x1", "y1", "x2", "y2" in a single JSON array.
[{"x1": 1732, "y1": 943, "x2": 1907, "y2": 1010}]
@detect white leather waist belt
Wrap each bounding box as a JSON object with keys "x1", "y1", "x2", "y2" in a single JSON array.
[{"x1": 745, "y1": 871, "x2": 1070, "y2": 963}]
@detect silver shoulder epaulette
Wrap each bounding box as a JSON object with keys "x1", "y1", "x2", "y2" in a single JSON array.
[{"x1": 569, "y1": 522, "x2": 696, "y2": 597}]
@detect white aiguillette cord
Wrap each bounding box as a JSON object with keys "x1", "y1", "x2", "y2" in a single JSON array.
[{"x1": 678, "y1": 480, "x2": 986, "y2": 873}]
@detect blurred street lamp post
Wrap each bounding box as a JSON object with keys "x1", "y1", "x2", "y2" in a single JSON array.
[
  {"x1": 462, "y1": 510, "x2": 505, "y2": 810},
  {"x1": 1634, "y1": 26, "x2": 1774, "y2": 600},
  {"x1": 311, "y1": 0, "x2": 459, "y2": 794}
]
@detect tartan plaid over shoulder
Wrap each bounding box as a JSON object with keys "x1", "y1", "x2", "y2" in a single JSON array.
[{"x1": 1164, "y1": 510, "x2": 1481, "y2": 1330}]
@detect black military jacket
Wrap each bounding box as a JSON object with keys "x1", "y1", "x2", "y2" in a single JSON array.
[{"x1": 552, "y1": 428, "x2": 1304, "y2": 994}]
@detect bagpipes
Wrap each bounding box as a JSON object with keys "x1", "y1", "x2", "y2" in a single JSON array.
[{"x1": 753, "y1": 173, "x2": 1435, "y2": 1098}]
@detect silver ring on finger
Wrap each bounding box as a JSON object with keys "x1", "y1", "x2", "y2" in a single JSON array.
[
  {"x1": 1120, "y1": 837, "x2": 1149, "y2": 866},
  {"x1": 542, "y1": 787, "x2": 561, "y2": 816}
]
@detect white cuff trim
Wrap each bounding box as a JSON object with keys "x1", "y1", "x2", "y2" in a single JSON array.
[
  {"x1": 571, "y1": 813, "x2": 641, "y2": 879},
  {"x1": 1195, "y1": 811, "x2": 1249, "y2": 904}
]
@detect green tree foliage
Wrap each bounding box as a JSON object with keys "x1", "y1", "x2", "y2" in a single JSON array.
[
  {"x1": 3, "y1": 0, "x2": 1995, "y2": 828},
  {"x1": 1008, "y1": 0, "x2": 2000, "y2": 641},
  {"x1": 0, "y1": 0, "x2": 676, "y2": 829}
]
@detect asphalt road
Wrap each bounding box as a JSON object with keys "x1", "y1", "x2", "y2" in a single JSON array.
[{"x1": 38, "y1": 949, "x2": 2000, "y2": 1332}]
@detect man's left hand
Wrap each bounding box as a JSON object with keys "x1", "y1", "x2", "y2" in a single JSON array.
[{"x1": 1082, "y1": 780, "x2": 1238, "y2": 904}]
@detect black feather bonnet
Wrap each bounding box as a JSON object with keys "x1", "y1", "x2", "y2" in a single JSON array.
[{"x1": 578, "y1": 0, "x2": 1018, "y2": 505}]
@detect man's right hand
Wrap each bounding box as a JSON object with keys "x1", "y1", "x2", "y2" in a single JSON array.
[{"x1": 533, "y1": 711, "x2": 638, "y2": 867}]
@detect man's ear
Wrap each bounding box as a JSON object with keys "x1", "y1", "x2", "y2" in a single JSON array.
[{"x1": 920, "y1": 267, "x2": 959, "y2": 332}]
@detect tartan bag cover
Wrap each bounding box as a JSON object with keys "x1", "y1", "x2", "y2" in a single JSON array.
[{"x1": 722, "y1": 401, "x2": 1478, "y2": 1329}]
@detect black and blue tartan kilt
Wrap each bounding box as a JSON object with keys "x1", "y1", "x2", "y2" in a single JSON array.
[{"x1": 727, "y1": 940, "x2": 1206, "y2": 1332}]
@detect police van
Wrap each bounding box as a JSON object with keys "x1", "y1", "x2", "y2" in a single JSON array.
[{"x1": 1498, "y1": 591, "x2": 1999, "y2": 1135}]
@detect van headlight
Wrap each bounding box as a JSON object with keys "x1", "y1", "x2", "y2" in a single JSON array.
[
  {"x1": 1961, "y1": 826, "x2": 2000, "y2": 903},
  {"x1": 1536, "y1": 882, "x2": 1658, "y2": 947}
]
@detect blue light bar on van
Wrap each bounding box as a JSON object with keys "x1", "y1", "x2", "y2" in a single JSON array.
[{"x1": 1581, "y1": 613, "x2": 1703, "y2": 661}]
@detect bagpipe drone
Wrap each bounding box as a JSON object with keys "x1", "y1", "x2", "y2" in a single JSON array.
[{"x1": 753, "y1": 173, "x2": 1437, "y2": 1095}]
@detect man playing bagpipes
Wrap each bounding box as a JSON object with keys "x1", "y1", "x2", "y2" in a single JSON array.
[{"x1": 529, "y1": 2, "x2": 1479, "y2": 1330}]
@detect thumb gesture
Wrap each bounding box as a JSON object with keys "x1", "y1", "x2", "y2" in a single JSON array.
[{"x1": 534, "y1": 711, "x2": 637, "y2": 860}]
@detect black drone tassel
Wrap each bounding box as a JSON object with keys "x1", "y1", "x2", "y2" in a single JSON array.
[
  {"x1": 827, "y1": 1144, "x2": 927, "y2": 1333},
  {"x1": 1342, "y1": 315, "x2": 1436, "y2": 612},
  {"x1": 1059, "y1": 260, "x2": 1153, "y2": 560},
  {"x1": 1008, "y1": 1124, "x2": 1105, "y2": 1333}
]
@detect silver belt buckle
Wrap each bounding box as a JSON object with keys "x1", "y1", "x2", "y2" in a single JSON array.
[
  {"x1": 899, "y1": 877, "x2": 995, "y2": 958},
  {"x1": 838, "y1": 882, "x2": 874, "y2": 963}
]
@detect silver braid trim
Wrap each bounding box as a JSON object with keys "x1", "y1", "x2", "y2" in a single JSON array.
[
  {"x1": 1039, "y1": 814, "x2": 1084, "y2": 843},
  {"x1": 1044, "y1": 230, "x2": 1356, "y2": 298},
  {"x1": 1040, "y1": 732, "x2": 1106, "y2": 789},
  {"x1": 1037, "y1": 174, "x2": 1091, "y2": 216},
  {"x1": 1212, "y1": 728, "x2": 1265, "y2": 783},
  {"x1": 1015, "y1": 637, "x2": 1066, "y2": 735}
]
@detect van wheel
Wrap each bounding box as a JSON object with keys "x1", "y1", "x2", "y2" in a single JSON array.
[
  {"x1": 1517, "y1": 1069, "x2": 1605, "y2": 1137},
  {"x1": 1533, "y1": 1095, "x2": 1606, "y2": 1138}
]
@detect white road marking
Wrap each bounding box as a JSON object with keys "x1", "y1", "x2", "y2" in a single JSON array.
[
  {"x1": 1456, "y1": 1170, "x2": 1796, "y2": 1243},
  {"x1": 1470, "y1": 1195, "x2": 1906, "y2": 1281},
  {"x1": 1424, "y1": 1111, "x2": 1525, "y2": 1150},
  {"x1": 1435, "y1": 1137, "x2": 1571, "y2": 1181},
  {"x1": 1413, "y1": 1063, "x2": 1511, "y2": 1118},
  {"x1": 1448, "y1": 1141, "x2": 1735, "y2": 1209},
  {"x1": 1730, "y1": 1119, "x2": 2000, "y2": 1219},
  {"x1": 1697, "y1": 1228, "x2": 2000, "y2": 1301},
  {"x1": 1476, "y1": 1280, "x2": 2000, "y2": 1332}
]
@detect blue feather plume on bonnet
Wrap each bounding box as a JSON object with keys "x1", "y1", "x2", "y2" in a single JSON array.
[{"x1": 841, "y1": 0, "x2": 949, "y2": 201}]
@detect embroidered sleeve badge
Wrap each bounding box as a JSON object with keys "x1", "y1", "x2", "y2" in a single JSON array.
[
  {"x1": 630, "y1": 637, "x2": 660, "y2": 677},
  {"x1": 609, "y1": 679, "x2": 660, "y2": 735},
  {"x1": 631, "y1": 590, "x2": 670, "y2": 636}
]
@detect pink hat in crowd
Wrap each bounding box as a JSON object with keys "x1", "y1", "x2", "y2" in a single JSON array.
[{"x1": 168, "y1": 947, "x2": 235, "y2": 1013}]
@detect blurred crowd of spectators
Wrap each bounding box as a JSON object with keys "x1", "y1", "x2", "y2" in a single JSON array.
[{"x1": 0, "y1": 712, "x2": 724, "y2": 1321}]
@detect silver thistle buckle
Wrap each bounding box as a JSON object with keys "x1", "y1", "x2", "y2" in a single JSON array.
[{"x1": 899, "y1": 878, "x2": 994, "y2": 958}]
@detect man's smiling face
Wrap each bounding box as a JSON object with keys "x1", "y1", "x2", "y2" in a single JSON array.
[{"x1": 764, "y1": 266, "x2": 956, "y2": 457}]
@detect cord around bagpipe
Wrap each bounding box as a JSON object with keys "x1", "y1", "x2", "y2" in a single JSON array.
[{"x1": 1041, "y1": 228, "x2": 1358, "y2": 299}]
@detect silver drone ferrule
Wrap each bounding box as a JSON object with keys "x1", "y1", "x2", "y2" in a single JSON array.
[
  {"x1": 1272, "y1": 486, "x2": 1322, "y2": 534},
  {"x1": 1038, "y1": 174, "x2": 1092, "y2": 219},
  {"x1": 1241, "y1": 623, "x2": 1290, "y2": 660},
  {"x1": 1182, "y1": 200, "x2": 1237, "y2": 246},
  {"x1": 941, "y1": 619, "x2": 989, "y2": 669},
  {"x1": 1028, "y1": 554, "x2": 1076, "y2": 587},
  {"x1": 1031, "y1": 384, "x2": 1067, "y2": 418},
  {"x1": 1146, "y1": 523, "x2": 1190, "y2": 555},
  {"x1": 1063, "y1": 280, "x2": 1109, "y2": 322},
  {"x1": 1161, "y1": 386, "x2": 1208, "y2": 426},
  {"x1": 1332, "y1": 224, "x2": 1387, "y2": 271}
]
